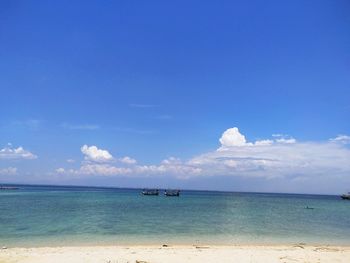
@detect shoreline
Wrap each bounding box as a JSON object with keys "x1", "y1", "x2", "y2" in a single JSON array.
[
  {"x1": 2, "y1": 236, "x2": 350, "y2": 248},
  {"x1": 3, "y1": 242, "x2": 350, "y2": 249},
  {"x1": 1, "y1": 244, "x2": 350, "y2": 263},
  {"x1": 3, "y1": 244, "x2": 350, "y2": 250}
]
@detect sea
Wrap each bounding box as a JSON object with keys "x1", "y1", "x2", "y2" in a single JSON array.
[{"x1": 0, "y1": 184, "x2": 349, "y2": 247}]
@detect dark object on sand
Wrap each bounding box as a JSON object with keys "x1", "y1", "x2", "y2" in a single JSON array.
[
  {"x1": 164, "y1": 189, "x2": 180, "y2": 197},
  {"x1": 141, "y1": 189, "x2": 159, "y2": 196}
]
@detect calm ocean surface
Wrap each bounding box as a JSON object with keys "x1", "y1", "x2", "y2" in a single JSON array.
[{"x1": 0, "y1": 185, "x2": 349, "y2": 247}]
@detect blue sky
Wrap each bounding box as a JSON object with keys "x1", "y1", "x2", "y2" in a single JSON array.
[{"x1": 0, "y1": 0, "x2": 350, "y2": 193}]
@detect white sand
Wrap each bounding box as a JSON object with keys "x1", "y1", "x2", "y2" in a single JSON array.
[{"x1": 0, "y1": 245, "x2": 349, "y2": 263}]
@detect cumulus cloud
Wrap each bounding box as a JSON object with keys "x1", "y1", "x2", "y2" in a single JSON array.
[
  {"x1": 218, "y1": 128, "x2": 296, "y2": 150},
  {"x1": 271, "y1": 134, "x2": 296, "y2": 144},
  {"x1": 189, "y1": 142, "x2": 350, "y2": 179},
  {"x1": 189, "y1": 127, "x2": 350, "y2": 179},
  {"x1": 219, "y1": 127, "x2": 251, "y2": 148},
  {"x1": 0, "y1": 146, "x2": 37, "y2": 159},
  {"x1": 133, "y1": 157, "x2": 201, "y2": 178},
  {"x1": 119, "y1": 156, "x2": 137, "y2": 164},
  {"x1": 81, "y1": 145, "x2": 113, "y2": 162},
  {"x1": 56, "y1": 168, "x2": 66, "y2": 174},
  {"x1": 56, "y1": 148, "x2": 200, "y2": 177},
  {"x1": 57, "y1": 158, "x2": 201, "y2": 178},
  {"x1": 254, "y1": 139, "x2": 274, "y2": 146},
  {"x1": 330, "y1": 135, "x2": 350, "y2": 144},
  {"x1": 275, "y1": 138, "x2": 296, "y2": 144},
  {"x1": 61, "y1": 163, "x2": 131, "y2": 176},
  {"x1": 56, "y1": 164, "x2": 131, "y2": 177},
  {"x1": 55, "y1": 128, "x2": 350, "y2": 184},
  {"x1": 78, "y1": 164, "x2": 132, "y2": 176},
  {"x1": 0, "y1": 167, "x2": 17, "y2": 175}
]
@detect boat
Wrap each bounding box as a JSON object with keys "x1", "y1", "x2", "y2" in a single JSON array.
[
  {"x1": 0, "y1": 186, "x2": 19, "y2": 190},
  {"x1": 305, "y1": 206, "x2": 314, "y2": 210},
  {"x1": 341, "y1": 192, "x2": 350, "y2": 200},
  {"x1": 141, "y1": 189, "x2": 159, "y2": 196},
  {"x1": 164, "y1": 189, "x2": 180, "y2": 197}
]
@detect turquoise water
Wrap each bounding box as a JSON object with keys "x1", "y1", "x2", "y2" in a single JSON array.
[{"x1": 0, "y1": 185, "x2": 350, "y2": 247}]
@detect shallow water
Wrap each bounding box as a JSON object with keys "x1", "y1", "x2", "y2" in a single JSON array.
[{"x1": 0, "y1": 185, "x2": 349, "y2": 247}]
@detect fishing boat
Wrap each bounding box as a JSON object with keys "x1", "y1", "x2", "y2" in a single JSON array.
[
  {"x1": 164, "y1": 189, "x2": 180, "y2": 197},
  {"x1": 341, "y1": 192, "x2": 350, "y2": 200},
  {"x1": 141, "y1": 189, "x2": 159, "y2": 196},
  {"x1": 0, "y1": 185, "x2": 19, "y2": 190}
]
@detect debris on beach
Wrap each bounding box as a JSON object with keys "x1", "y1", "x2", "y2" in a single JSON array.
[
  {"x1": 293, "y1": 243, "x2": 306, "y2": 249},
  {"x1": 195, "y1": 246, "x2": 210, "y2": 249}
]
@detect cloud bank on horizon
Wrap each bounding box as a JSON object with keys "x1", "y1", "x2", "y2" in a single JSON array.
[
  {"x1": 50, "y1": 127, "x2": 350, "y2": 182},
  {"x1": 1, "y1": 127, "x2": 350, "y2": 193}
]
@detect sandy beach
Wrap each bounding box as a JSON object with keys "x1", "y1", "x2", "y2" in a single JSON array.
[{"x1": 1, "y1": 245, "x2": 349, "y2": 263}]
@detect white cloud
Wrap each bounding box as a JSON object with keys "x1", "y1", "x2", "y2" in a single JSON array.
[
  {"x1": 330, "y1": 135, "x2": 350, "y2": 144},
  {"x1": 275, "y1": 138, "x2": 296, "y2": 144},
  {"x1": 190, "y1": 143, "x2": 348, "y2": 178},
  {"x1": 134, "y1": 157, "x2": 201, "y2": 178},
  {"x1": 219, "y1": 127, "x2": 252, "y2": 148},
  {"x1": 56, "y1": 153, "x2": 200, "y2": 178},
  {"x1": 56, "y1": 168, "x2": 66, "y2": 174},
  {"x1": 81, "y1": 145, "x2": 113, "y2": 162},
  {"x1": 254, "y1": 139, "x2": 274, "y2": 146},
  {"x1": 119, "y1": 156, "x2": 137, "y2": 164},
  {"x1": 272, "y1": 133, "x2": 287, "y2": 137},
  {"x1": 0, "y1": 146, "x2": 37, "y2": 159},
  {"x1": 218, "y1": 127, "x2": 296, "y2": 149},
  {"x1": 188, "y1": 128, "x2": 350, "y2": 179},
  {"x1": 271, "y1": 134, "x2": 296, "y2": 144},
  {"x1": 79, "y1": 164, "x2": 132, "y2": 176},
  {"x1": 66, "y1": 159, "x2": 75, "y2": 163},
  {"x1": 56, "y1": 159, "x2": 201, "y2": 178},
  {"x1": 0, "y1": 167, "x2": 17, "y2": 175},
  {"x1": 55, "y1": 128, "x2": 350, "y2": 184}
]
